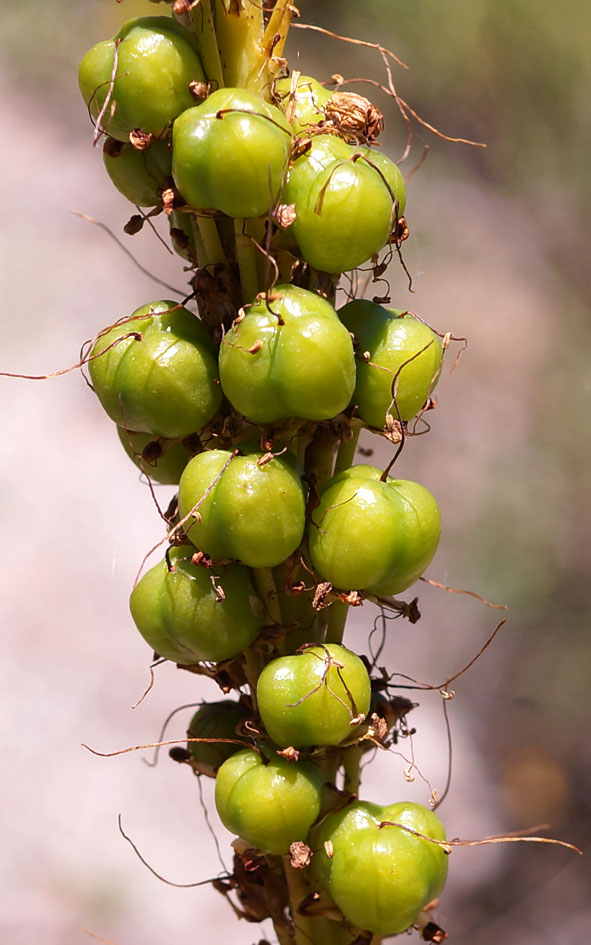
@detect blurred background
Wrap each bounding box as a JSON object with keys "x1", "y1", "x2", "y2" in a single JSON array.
[{"x1": 0, "y1": 1, "x2": 588, "y2": 943}]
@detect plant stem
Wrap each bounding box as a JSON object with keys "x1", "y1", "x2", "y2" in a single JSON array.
[
  {"x1": 306, "y1": 426, "x2": 337, "y2": 488},
  {"x1": 196, "y1": 215, "x2": 227, "y2": 267},
  {"x1": 242, "y1": 645, "x2": 263, "y2": 707},
  {"x1": 282, "y1": 856, "x2": 318, "y2": 945},
  {"x1": 213, "y1": 0, "x2": 266, "y2": 91},
  {"x1": 260, "y1": 0, "x2": 293, "y2": 89},
  {"x1": 189, "y1": 0, "x2": 225, "y2": 88},
  {"x1": 325, "y1": 600, "x2": 349, "y2": 645},
  {"x1": 189, "y1": 216, "x2": 208, "y2": 267},
  {"x1": 253, "y1": 566, "x2": 283, "y2": 626},
  {"x1": 333, "y1": 422, "x2": 362, "y2": 476},
  {"x1": 234, "y1": 218, "x2": 260, "y2": 303},
  {"x1": 342, "y1": 744, "x2": 363, "y2": 795}
]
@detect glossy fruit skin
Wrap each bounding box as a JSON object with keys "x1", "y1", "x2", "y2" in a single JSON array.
[
  {"x1": 274, "y1": 75, "x2": 331, "y2": 131},
  {"x1": 256, "y1": 644, "x2": 371, "y2": 748},
  {"x1": 219, "y1": 284, "x2": 355, "y2": 423},
  {"x1": 103, "y1": 138, "x2": 172, "y2": 207},
  {"x1": 116, "y1": 428, "x2": 199, "y2": 484},
  {"x1": 129, "y1": 545, "x2": 263, "y2": 664},
  {"x1": 313, "y1": 800, "x2": 448, "y2": 934},
  {"x1": 172, "y1": 88, "x2": 291, "y2": 218},
  {"x1": 88, "y1": 300, "x2": 222, "y2": 438},
  {"x1": 214, "y1": 748, "x2": 323, "y2": 855},
  {"x1": 284, "y1": 135, "x2": 405, "y2": 273},
  {"x1": 178, "y1": 446, "x2": 306, "y2": 568},
  {"x1": 187, "y1": 701, "x2": 250, "y2": 777},
  {"x1": 308, "y1": 465, "x2": 441, "y2": 596},
  {"x1": 339, "y1": 300, "x2": 442, "y2": 428},
  {"x1": 78, "y1": 17, "x2": 205, "y2": 142}
]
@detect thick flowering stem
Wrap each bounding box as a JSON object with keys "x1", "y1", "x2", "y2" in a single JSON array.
[
  {"x1": 194, "y1": 215, "x2": 227, "y2": 267},
  {"x1": 234, "y1": 218, "x2": 260, "y2": 303},
  {"x1": 333, "y1": 421, "x2": 362, "y2": 476},
  {"x1": 213, "y1": 0, "x2": 266, "y2": 92},
  {"x1": 260, "y1": 0, "x2": 294, "y2": 88},
  {"x1": 325, "y1": 600, "x2": 349, "y2": 645},
  {"x1": 253, "y1": 566, "x2": 284, "y2": 626},
  {"x1": 189, "y1": 0, "x2": 225, "y2": 87}
]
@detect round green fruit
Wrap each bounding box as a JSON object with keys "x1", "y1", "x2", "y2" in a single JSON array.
[
  {"x1": 172, "y1": 88, "x2": 291, "y2": 218},
  {"x1": 88, "y1": 300, "x2": 222, "y2": 438},
  {"x1": 314, "y1": 800, "x2": 448, "y2": 934},
  {"x1": 308, "y1": 465, "x2": 441, "y2": 596},
  {"x1": 187, "y1": 701, "x2": 250, "y2": 777},
  {"x1": 274, "y1": 74, "x2": 331, "y2": 131},
  {"x1": 78, "y1": 17, "x2": 204, "y2": 142},
  {"x1": 102, "y1": 137, "x2": 172, "y2": 206},
  {"x1": 339, "y1": 300, "x2": 442, "y2": 427},
  {"x1": 256, "y1": 644, "x2": 371, "y2": 748},
  {"x1": 215, "y1": 748, "x2": 323, "y2": 855},
  {"x1": 129, "y1": 545, "x2": 264, "y2": 664},
  {"x1": 284, "y1": 135, "x2": 405, "y2": 273},
  {"x1": 219, "y1": 285, "x2": 355, "y2": 423},
  {"x1": 178, "y1": 446, "x2": 306, "y2": 568}
]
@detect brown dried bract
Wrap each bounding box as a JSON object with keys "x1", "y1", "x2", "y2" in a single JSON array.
[
  {"x1": 325, "y1": 91, "x2": 384, "y2": 142},
  {"x1": 384, "y1": 415, "x2": 404, "y2": 443},
  {"x1": 312, "y1": 581, "x2": 334, "y2": 611},
  {"x1": 275, "y1": 203, "x2": 297, "y2": 229},
  {"x1": 189, "y1": 80, "x2": 209, "y2": 103},
  {"x1": 103, "y1": 137, "x2": 125, "y2": 159},
  {"x1": 421, "y1": 921, "x2": 448, "y2": 943},
  {"x1": 394, "y1": 215, "x2": 410, "y2": 242},
  {"x1": 277, "y1": 746, "x2": 299, "y2": 763},
  {"x1": 123, "y1": 214, "x2": 144, "y2": 236},
  {"x1": 129, "y1": 128, "x2": 153, "y2": 151},
  {"x1": 289, "y1": 841, "x2": 312, "y2": 869},
  {"x1": 161, "y1": 187, "x2": 176, "y2": 216}
]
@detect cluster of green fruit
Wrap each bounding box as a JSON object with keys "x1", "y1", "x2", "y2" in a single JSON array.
[{"x1": 79, "y1": 6, "x2": 448, "y2": 942}]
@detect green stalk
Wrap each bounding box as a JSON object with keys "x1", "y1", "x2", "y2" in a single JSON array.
[
  {"x1": 306, "y1": 427, "x2": 337, "y2": 488},
  {"x1": 213, "y1": 0, "x2": 265, "y2": 91},
  {"x1": 333, "y1": 421, "x2": 362, "y2": 476},
  {"x1": 325, "y1": 600, "x2": 349, "y2": 645},
  {"x1": 259, "y1": 0, "x2": 294, "y2": 89},
  {"x1": 253, "y1": 566, "x2": 283, "y2": 626},
  {"x1": 281, "y1": 857, "x2": 320, "y2": 945},
  {"x1": 342, "y1": 744, "x2": 363, "y2": 795},
  {"x1": 189, "y1": 0, "x2": 225, "y2": 88},
  {"x1": 189, "y1": 216, "x2": 208, "y2": 267},
  {"x1": 196, "y1": 215, "x2": 227, "y2": 266},
  {"x1": 234, "y1": 218, "x2": 260, "y2": 303}
]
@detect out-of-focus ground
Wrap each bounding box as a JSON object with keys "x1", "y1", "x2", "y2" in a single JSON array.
[{"x1": 0, "y1": 1, "x2": 588, "y2": 944}]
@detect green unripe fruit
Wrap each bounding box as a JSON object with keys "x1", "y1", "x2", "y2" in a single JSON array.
[
  {"x1": 274, "y1": 74, "x2": 331, "y2": 131},
  {"x1": 102, "y1": 138, "x2": 172, "y2": 207},
  {"x1": 178, "y1": 446, "x2": 306, "y2": 568},
  {"x1": 116, "y1": 428, "x2": 199, "y2": 485},
  {"x1": 284, "y1": 135, "x2": 405, "y2": 273},
  {"x1": 214, "y1": 748, "x2": 323, "y2": 854},
  {"x1": 308, "y1": 466, "x2": 441, "y2": 596},
  {"x1": 172, "y1": 88, "x2": 291, "y2": 218},
  {"x1": 219, "y1": 284, "x2": 355, "y2": 423},
  {"x1": 314, "y1": 800, "x2": 448, "y2": 934},
  {"x1": 129, "y1": 546, "x2": 263, "y2": 664},
  {"x1": 339, "y1": 301, "x2": 442, "y2": 427},
  {"x1": 78, "y1": 17, "x2": 205, "y2": 142},
  {"x1": 256, "y1": 644, "x2": 371, "y2": 748},
  {"x1": 187, "y1": 701, "x2": 250, "y2": 777},
  {"x1": 88, "y1": 300, "x2": 222, "y2": 439}
]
